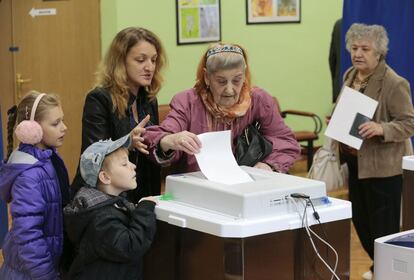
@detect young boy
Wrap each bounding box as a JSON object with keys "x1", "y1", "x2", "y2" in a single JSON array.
[{"x1": 64, "y1": 134, "x2": 157, "y2": 280}]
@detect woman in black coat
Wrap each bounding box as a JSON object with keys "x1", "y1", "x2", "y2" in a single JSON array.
[{"x1": 72, "y1": 27, "x2": 167, "y2": 203}]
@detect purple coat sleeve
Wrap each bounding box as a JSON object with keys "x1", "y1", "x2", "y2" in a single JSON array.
[
  {"x1": 11, "y1": 172, "x2": 58, "y2": 280},
  {"x1": 144, "y1": 90, "x2": 195, "y2": 165},
  {"x1": 144, "y1": 88, "x2": 301, "y2": 173},
  {"x1": 250, "y1": 88, "x2": 301, "y2": 172}
]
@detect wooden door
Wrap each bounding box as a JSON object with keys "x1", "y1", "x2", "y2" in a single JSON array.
[
  {"x1": 0, "y1": 0, "x2": 15, "y2": 160},
  {"x1": 0, "y1": 0, "x2": 101, "y2": 180}
]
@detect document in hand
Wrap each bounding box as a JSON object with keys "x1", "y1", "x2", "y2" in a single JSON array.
[
  {"x1": 325, "y1": 86, "x2": 378, "y2": 150},
  {"x1": 195, "y1": 130, "x2": 253, "y2": 185}
]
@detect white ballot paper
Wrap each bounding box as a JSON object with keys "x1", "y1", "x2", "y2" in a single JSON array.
[
  {"x1": 195, "y1": 130, "x2": 253, "y2": 185},
  {"x1": 325, "y1": 86, "x2": 378, "y2": 150}
]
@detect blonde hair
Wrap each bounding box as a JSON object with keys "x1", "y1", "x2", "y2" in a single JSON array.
[
  {"x1": 6, "y1": 91, "x2": 61, "y2": 159},
  {"x1": 95, "y1": 27, "x2": 167, "y2": 118}
]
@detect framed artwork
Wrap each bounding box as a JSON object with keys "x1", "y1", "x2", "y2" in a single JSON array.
[
  {"x1": 246, "y1": 0, "x2": 301, "y2": 24},
  {"x1": 176, "y1": 0, "x2": 221, "y2": 45}
]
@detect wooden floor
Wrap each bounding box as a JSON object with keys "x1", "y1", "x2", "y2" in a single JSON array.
[
  {"x1": 0, "y1": 157, "x2": 372, "y2": 279},
  {"x1": 350, "y1": 223, "x2": 372, "y2": 280}
]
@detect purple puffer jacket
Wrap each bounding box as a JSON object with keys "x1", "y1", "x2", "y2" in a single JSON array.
[{"x1": 0, "y1": 144, "x2": 68, "y2": 280}]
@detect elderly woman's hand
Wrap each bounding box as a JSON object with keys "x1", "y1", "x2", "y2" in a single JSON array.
[
  {"x1": 160, "y1": 131, "x2": 202, "y2": 155},
  {"x1": 254, "y1": 162, "x2": 273, "y2": 171},
  {"x1": 359, "y1": 121, "x2": 384, "y2": 139},
  {"x1": 131, "y1": 115, "x2": 150, "y2": 154}
]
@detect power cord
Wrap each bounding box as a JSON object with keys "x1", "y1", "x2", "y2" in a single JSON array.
[
  {"x1": 291, "y1": 197, "x2": 339, "y2": 280},
  {"x1": 306, "y1": 197, "x2": 332, "y2": 278},
  {"x1": 288, "y1": 195, "x2": 340, "y2": 280},
  {"x1": 291, "y1": 193, "x2": 331, "y2": 250}
]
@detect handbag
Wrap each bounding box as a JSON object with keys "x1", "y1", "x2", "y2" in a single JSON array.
[
  {"x1": 235, "y1": 122, "x2": 273, "y2": 166},
  {"x1": 307, "y1": 137, "x2": 348, "y2": 191}
]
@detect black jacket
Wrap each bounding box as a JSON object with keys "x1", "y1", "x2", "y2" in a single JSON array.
[
  {"x1": 329, "y1": 18, "x2": 342, "y2": 103},
  {"x1": 63, "y1": 187, "x2": 156, "y2": 280},
  {"x1": 72, "y1": 87, "x2": 161, "y2": 203}
]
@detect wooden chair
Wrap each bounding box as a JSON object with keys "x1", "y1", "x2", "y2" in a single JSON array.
[
  {"x1": 158, "y1": 104, "x2": 171, "y2": 123},
  {"x1": 273, "y1": 97, "x2": 322, "y2": 170}
]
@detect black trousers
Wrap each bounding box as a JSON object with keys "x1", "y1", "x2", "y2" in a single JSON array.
[{"x1": 345, "y1": 155, "x2": 402, "y2": 263}]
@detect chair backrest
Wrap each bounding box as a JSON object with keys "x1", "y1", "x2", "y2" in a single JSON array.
[
  {"x1": 271, "y1": 95, "x2": 322, "y2": 170},
  {"x1": 158, "y1": 104, "x2": 171, "y2": 123},
  {"x1": 272, "y1": 96, "x2": 322, "y2": 135},
  {"x1": 272, "y1": 96, "x2": 282, "y2": 115}
]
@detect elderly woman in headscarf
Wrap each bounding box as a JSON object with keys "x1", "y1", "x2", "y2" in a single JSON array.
[
  {"x1": 143, "y1": 43, "x2": 300, "y2": 174},
  {"x1": 341, "y1": 23, "x2": 414, "y2": 280}
]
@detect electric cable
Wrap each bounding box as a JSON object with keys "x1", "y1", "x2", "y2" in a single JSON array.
[
  {"x1": 307, "y1": 197, "x2": 331, "y2": 267},
  {"x1": 301, "y1": 199, "x2": 339, "y2": 280},
  {"x1": 288, "y1": 196, "x2": 340, "y2": 280},
  {"x1": 298, "y1": 198, "x2": 339, "y2": 280}
]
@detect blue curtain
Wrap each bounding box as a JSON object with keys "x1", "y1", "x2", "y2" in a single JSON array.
[
  {"x1": 0, "y1": 108, "x2": 8, "y2": 247},
  {"x1": 340, "y1": 0, "x2": 414, "y2": 96},
  {"x1": 340, "y1": 0, "x2": 414, "y2": 143}
]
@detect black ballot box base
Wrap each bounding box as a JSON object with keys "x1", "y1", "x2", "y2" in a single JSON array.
[
  {"x1": 403, "y1": 169, "x2": 414, "y2": 231},
  {"x1": 144, "y1": 219, "x2": 350, "y2": 280}
]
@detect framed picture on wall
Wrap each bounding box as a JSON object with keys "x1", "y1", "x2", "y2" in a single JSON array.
[
  {"x1": 176, "y1": 0, "x2": 221, "y2": 45},
  {"x1": 246, "y1": 0, "x2": 301, "y2": 24}
]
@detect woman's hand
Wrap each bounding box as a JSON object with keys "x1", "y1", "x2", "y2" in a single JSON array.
[
  {"x1": 254, "y1": 162, "x2": 273, "y2": 171},
  {"x1": 160, "y1": 131, "x2": 202, "y2": 155},
  {"x1": 359, "y1": 121, "x2": 384, "y2": 139},
  {"x1": 131, "y1": 115, "x2": 151, "y2": 154}
]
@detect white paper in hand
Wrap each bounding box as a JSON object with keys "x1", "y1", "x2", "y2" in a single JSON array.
[
  {"x1": 325, "y1": 86, "x2": 378, "y2": 150},
  {"x1": 195, "y1": 130, "x2": 253, "y2": 185}
]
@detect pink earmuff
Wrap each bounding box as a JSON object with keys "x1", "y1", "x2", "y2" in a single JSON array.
[{"x1": 15, "y1": 93, "x2": 46, "y2": 144}]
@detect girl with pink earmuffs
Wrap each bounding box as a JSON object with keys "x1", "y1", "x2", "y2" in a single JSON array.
[{"x1": 0, "y1": 91, "x2": 70, "y2": 279}]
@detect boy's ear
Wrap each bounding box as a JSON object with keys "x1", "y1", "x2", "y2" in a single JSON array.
[{"x1": 98, "y1": 170, "x2": 111, "y2": 185}]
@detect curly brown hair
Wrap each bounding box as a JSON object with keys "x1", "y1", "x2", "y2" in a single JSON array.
[{"x1": 95, "y1": 27, "x2": 167, "y2": 118}]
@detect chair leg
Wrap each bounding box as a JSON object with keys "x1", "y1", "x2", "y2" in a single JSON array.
[{"x1": 307, "y1": 140, "x2": 314, "y2": 171}]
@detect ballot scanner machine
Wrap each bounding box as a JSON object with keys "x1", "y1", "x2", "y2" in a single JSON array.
[
  {"x1": 402, "y1": 156, "x2": 414, "y2": 230},
  {"x1": 375, "y1": 229, "x2": 414, "y2": 280},
  {"x1": 144, "y1": 166, "x2": 352, "y2": 280}
]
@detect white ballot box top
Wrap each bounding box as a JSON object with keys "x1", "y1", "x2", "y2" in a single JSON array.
[
  {"x1": 402, "y1": 155, "x2": 414, "y2": 171},
  {"x1": 155, "y1": 166, "x2": 351, "y2": 238},
  {"x1": 164, "y1": 166, "x2": 327, "y2": 219},
  {"x1": 155, "y1": 197, "x2": 351, "y2": 238}
]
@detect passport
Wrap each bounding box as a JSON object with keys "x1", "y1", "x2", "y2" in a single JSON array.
[{"x1": 349, "y1": 112, "x2": 371, "y2": 139}]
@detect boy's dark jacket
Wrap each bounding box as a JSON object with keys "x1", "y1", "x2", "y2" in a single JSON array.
[{"x1": 63, "y1": 187, "x2": 156, "y2": 280}]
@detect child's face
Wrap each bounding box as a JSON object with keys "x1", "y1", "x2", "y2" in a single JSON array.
[
  {"x1": 38, "y1": 105, "x2": 67, "y2": 149},
  {"x1": 105, "y1": 148, "x2": 137, "y2": 191}
]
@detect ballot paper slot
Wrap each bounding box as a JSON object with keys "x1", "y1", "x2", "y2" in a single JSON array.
[
  {"x1": 169, "y1": 171, "x2": 269, "y2": 184},
  {"x1": 166, "y1": 166, "x2": 327, "y2": 219}
]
